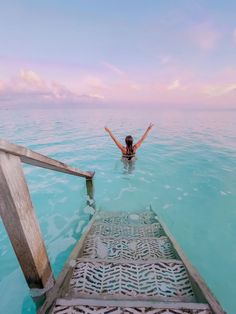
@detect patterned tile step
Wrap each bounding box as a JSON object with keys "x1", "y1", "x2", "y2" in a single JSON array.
[
  {"x1": 96, "y1": 210, "x2": 158, "y2": 225},
  {"x1": 69, "y1": 259, "x2": 195, "y2": 302},
  {"x1": 81, "y1": 236, "x2": 178, "y2": 260},
  {"x1": 52, "y1": 300, "x2": 211, "y2": 314},
  {"x1": 88, "y1": 223, "x2": 164, "y2": 238},
  {"x1": 52, "y1": 305, "x2": 211, "y2": 314}
]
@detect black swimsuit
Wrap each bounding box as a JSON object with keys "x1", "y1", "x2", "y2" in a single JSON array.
[{"x1": 122, "y1": 150, "x2": 136, "y2": 161}]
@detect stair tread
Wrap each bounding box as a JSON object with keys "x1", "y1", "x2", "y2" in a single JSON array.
[
  {"x1": 95, "y1": 210, "x2": 158, "y2": 225},
  {"x1": 52, "y1": 298, "x2": 212, "y2": 314},
  {"x1": 89, "y1": 222, "x2": 164, "y2": 238},
  {"x1": 81, "y1": 236, "x2": 178, "y2": 260},
  {"x1": 68, "y1": 259, "x2": 195, "y2": 302}
]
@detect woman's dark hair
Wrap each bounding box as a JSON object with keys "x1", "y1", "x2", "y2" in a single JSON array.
[{"x1": 125, "y1": 135, "x2": 134, "y2": 155}]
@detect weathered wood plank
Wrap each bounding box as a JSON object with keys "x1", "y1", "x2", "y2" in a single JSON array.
[
  {"x1": 0, "y1": 138, "x2": 94, "y2": 179},
  {"x1": 86, "y1": 179, "x2": 94, "y2": 201},
  {"x1": 0, "y1": 152, "x2": 54, "y2": 289},
  {"x1": 55, "y1": 298, "x2": 211, "y2": 310},
  {"x1": 66, "y1": 293, "x2": 195, "y2": 304}
]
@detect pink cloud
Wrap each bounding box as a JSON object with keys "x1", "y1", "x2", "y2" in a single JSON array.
[
  {"x1": 204, "y1": 83, "x2": 236, "y2": 97},
  {"x1": 0, "y1": 70, "x2": 103, "y2": 107},
  {"x1": 19, "y1": 70, "x2": 45, "y2": 87},
  {"x1": 167, "y1": 79, "x2": 180, "y2": 90},
  {"x1": 0, "y1": 67, "x2": 235, "y2": 109},
  {"x1": 0, "y1": 80, "x2": 5, "y2": 91},
  {"x1": 82, "y1": 75, "x2": 106, "y2": 91}
]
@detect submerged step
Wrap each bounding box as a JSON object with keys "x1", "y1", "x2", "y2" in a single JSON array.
[
  {"x1": 96, "y1": 210, "x2": 158, "y2": 225},
  {"x1": 53, "y1": 301, "x2": 211, "y2": 314},
  {"x1": 68, "y1": 259, "x2": 195, "y2": 302},
  {"x1": 89, "y1": 222, "x2": 164, "y2": 238},
  {"x1": 81, "y1": 236, "x2": 178, "y2": 260}
]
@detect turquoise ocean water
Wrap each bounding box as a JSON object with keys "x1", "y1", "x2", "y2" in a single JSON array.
[{"x1": 0, "y1": 108, "x2": 235, "y2": 313}]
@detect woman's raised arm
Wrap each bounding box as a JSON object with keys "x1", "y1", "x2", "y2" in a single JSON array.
[
  {"x1": 105, "y1": 127, "x2": 125, "y2": 152},
  {"x1": 134, "y1": 123, "x2": 154, "y2": 150}
]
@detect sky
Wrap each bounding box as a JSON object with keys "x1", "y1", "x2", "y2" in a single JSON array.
[{"x1": 0, "y1": 0, "x2": 236, "y2": 109}]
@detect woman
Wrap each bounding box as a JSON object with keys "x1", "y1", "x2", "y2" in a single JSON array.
[{"x1": 104, "y1": 123, "x2": 154, "y2": 160}]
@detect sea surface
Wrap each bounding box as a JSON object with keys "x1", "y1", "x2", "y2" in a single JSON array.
[{"x1": 0, "y1": 108, "x2": 235, "y2": 314}]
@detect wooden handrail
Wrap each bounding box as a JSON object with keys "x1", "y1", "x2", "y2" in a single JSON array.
[
  {"x1": 0, "y1": 138, "x2": 95, "y2": 293},
  {"x1": 0, "y1": 138, "x2": 94, "y2": 179}
]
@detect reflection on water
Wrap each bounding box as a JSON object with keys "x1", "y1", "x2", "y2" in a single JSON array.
[{"x1": 0, "y1": 108, "x2": 236, "y2": 314}]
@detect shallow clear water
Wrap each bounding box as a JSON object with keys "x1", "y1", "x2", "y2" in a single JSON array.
[{"x1": 0, "y1": 108, "x2": 235, "y2": 314}]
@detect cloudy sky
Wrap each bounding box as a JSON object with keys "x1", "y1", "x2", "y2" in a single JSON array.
[{"x1": 0, "y1": 0, "x2": 236, "y2": 109}]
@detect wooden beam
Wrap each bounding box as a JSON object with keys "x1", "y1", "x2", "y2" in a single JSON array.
[
  {"x1": 86, "y1": 179, "x2": 94, "y2": 201},
  {"x1": 0, "y1": 138, "x2": 94, "y2": 179},
  {"x1": 0, "y1": 152, "x2": 54, "y2": 289},
  {"x1": 55, "y1": 298, "x2": 211, "y2": 310},
  {"x1": 86, "y1": 179, "x2": 94, "y2": 199},
  {"x1": 86, "y1": 179, "x2": 95, "y2": 216}
]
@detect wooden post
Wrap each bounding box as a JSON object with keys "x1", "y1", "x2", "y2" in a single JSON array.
[
  {"x1": 86, "y1": 178, "x2": 95, "y2": 211},
  {"x1": 86, "y1": 179, "x2": 94, "y2": 200},
  {"x1": 0, "y1": 152, "x2": 54, "y2": 289}
]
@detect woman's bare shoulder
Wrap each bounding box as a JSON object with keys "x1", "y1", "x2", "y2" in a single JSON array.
[{"x1": 121, "y1": 146, "x2": 126, "y2": 154}]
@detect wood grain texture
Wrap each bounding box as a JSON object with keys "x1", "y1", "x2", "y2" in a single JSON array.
[
  {"x1": 0, "y1": 152, "x2": 54, "y2": 288},
  {"x1": 86, "y1": 179, "x2": 94, "y2": 200},
  {"x1": 0, "y1": 138, "x2": 94, "y2": 179}
]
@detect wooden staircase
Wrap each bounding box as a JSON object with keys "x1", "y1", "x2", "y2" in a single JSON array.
[{"x1": 50, "y1": 209, "x2": 214, "y2": 314}]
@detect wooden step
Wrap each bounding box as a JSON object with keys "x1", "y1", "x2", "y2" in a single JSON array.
[
  {"x1": 95, "y1": 210, "x2": 158, "y2": 225},
  {"x1": 89, "y1": 222, "x2": 164, "y2": 238},
  {"x1": 67, "y1": 258, "x2": 195, "y2": 303},
  {"x1": 81, "y1": 236, "x2": 178, "y2": 260},
  {"x1": 52, "y1": 298, "x2": 211, "y2": 314}
]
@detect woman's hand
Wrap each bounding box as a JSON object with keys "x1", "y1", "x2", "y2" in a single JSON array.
[{"x1": 148, "y1": 123, "x2": 154, "y2": 130}]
